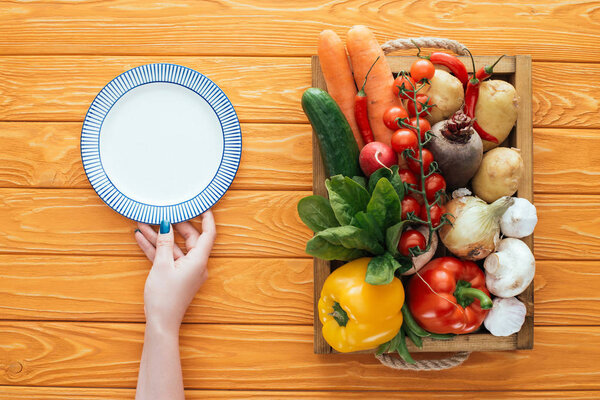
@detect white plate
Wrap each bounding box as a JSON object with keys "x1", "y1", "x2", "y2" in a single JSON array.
[{"x1": 81, "y1": 63, "x2": 241, "y2": 224}]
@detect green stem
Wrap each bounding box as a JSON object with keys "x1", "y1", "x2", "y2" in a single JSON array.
[
  {"x1": 331, "y1": 301, "x2": 349, "y2": 326},
  {"x1": 453, "y1": 281, "x2": 493, "y2": 310},
  {"x1": 359, "y1": 56, "x2": 380, "y2": 93}
]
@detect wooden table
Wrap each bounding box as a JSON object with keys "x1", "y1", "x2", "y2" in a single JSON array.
[{"x1": 0, "y1": 1, "x2": 599, "y2": 399}]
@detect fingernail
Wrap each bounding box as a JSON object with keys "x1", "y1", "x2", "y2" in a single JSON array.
[
  {"x1": 159, "y1": 220, "x2": 170, "y2": 234},
  {"x1": 134, "y1": 229, "x2": 141, "y2": 234}
]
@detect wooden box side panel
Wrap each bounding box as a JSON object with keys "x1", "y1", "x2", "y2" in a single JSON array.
[{"x1": 311, "y1": 55, "x2": 533, "y2": 354}]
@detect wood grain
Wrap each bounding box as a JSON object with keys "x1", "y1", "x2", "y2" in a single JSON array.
[
  {"x1": 0, "y1": 56, "x2": 311, "y2": 123},
  {"x1": 1, "y1": 0, "x2": 600, "y2": 62},
  {"x1": 0, "y1": 188, "x2": 312, "y2": 257},
  {"x1": 0, "y1": 258, "x2": 595, "y2": 326},
  {"x1": 0, "y1": 189, "x2": 598, "y2": 260},
  {"x1": 0, "y1": 256, "x2": 312, "y2": 324},
  {"x1": 1, "y1": 58, "x2": 599, "y2": 129},
  {"x1": 2, "y1": 387, "x2": 600, "y2": 400},
  {"x1": 2, "y1": 122, "x2": 596, "y2": 194},
  {"x1": 1, "y1": 323, "x2": 599, "y2": 390},
  {"x1": 0, "y1": 122, "x2": 312, "y2": 190},
  {"x1": 534, "y1": 129, "x2": 600, "y2": 194}
]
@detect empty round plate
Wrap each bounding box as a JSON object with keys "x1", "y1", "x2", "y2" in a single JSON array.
[{"x1": 81, "y1": 63, "x2": 241, "y2": 224}]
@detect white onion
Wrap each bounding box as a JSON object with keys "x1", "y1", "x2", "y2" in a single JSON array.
[{"x1": 439, "y1": 196, "x2": 514, "y2": 261}]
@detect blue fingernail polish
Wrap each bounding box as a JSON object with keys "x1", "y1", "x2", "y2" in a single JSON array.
[{"x1": 159, "y1": 220, "x2": 170, "y2": 234}]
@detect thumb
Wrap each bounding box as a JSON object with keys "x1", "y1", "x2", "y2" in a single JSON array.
[{"x1": 154, "y1": 219, "x2": 174, "y2": 264}]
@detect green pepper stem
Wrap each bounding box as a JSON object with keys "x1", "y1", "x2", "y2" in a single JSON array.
[
  {"x1": 331, "y1": 301, "x2": 349, "y2": 327},
  {"x1": 454, "y1": 286, "x2": 493, "y2": 310}
]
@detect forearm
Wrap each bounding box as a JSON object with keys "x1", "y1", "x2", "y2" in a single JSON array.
[{"x1": 135, "y1": 322, "x2": 184, "y2": 400}]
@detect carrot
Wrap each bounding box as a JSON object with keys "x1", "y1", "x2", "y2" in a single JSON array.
[
  {"x1": 346, "y1": 25, "x2": 399, "y2": 146},
  {"x1": 318, "y1": 30, "x2": 364, "y2": 149}
]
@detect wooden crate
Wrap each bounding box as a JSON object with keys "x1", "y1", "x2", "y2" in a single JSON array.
[{"x1": 311, "y1": 55, "x2": 533, "y2": 354}]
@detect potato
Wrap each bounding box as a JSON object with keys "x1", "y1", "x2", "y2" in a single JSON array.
[
  {"x1": 424, "y1": 69, "x2": 464, "y2": 125},
  {"x1": 472, "y1": 147, "x2": 523, "y2": 203},
  {"x1": 474, "y1": 80, "x2": 518, "y2": 151}
]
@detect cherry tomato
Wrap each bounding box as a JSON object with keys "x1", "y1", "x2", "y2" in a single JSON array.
[
  {"x1": 410, "y1": 59, "x2": 435, "y2": 81},
  {"x1": 391, "y1": 129, "x2": 418, "y2": 154},
  {"x1": 420, "y1": 203, "x2": 446, "y2": 227},
  {"x1": 401, "y1": 195, "x2": 420, "y2": 220},
  {"x1": 398, "y1": 168, "x2": 418, "y2": 186},
  {"x1": 383, "y1": 106, "x2": 409, "y2": 130},
  {"x1": 408, "y1": 117, "x2": 431, "y2": 141},
  {"x1": 423, "y1": 173, "x2": 446, "y2": 202},
  {"x1": 392, "y1": 75, "x2": 416, "y2": 99},
  {"x1": 398, "y1": 229, "x2": 427, "y2": 256},
  {"x1": 407, "y1": 148, "x2": 434, "y2": 175},
  {"x1": 406, "y1": 94, "x2": 431, "y2": 117}
]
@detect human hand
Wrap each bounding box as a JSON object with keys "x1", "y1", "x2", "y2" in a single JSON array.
[{"x1": 134, "y1": 211, "x2": 216, "y2": 333}]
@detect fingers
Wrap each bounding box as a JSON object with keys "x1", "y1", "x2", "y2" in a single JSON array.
[
  {"x1": 174, "y1": 221, "x2": 200, "y2": 252},
  {"x1": 154, "y1": 220, "x2": 175, "y2": 265},
  {"x1": 134, "y1": 229, "x2": 156, "y2": 262},
  {"x1": 186, "y1": 210, "x2": 217, "y2": 266},
  {"x1": 137, "y1": 222, "x2": 185, "y2": 259}
]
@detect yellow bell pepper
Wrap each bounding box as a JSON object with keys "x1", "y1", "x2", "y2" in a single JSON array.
[{"x1": 318, "y1": 257, "x2": 404, "y2": 352}]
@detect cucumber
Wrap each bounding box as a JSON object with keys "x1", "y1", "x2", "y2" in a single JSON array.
[{"x1": 302, "y1": 88, "x2": 361, "y2": 178}]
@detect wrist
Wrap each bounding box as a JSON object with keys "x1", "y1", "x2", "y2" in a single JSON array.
[{"x1": 145, "y1": 319, "x2": 180, "y2": 339}]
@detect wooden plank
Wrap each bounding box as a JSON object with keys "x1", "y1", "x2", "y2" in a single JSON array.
[
  {"x1": 533, "y1": 128, "x2": 600, "y2": 194},
  {"x1": 515, "y1": 55, "x2": 533, "y2": 349},
  {"x1": 535, "y1": 194, "x2": 600, "y2": 260},
  {"x1": 0, "y1": 57, "x2": 599, "y2": 129},
  {"x1": 1, "y1": 122, "x2": 596, "y2": 194},
  {"x1": 0, "y1": 122, "x2": 312, "y2": 190},
  {"x1": 0, "y1": 189, "x2": 597, "y2": 260},
  {"x1": 0, "y1": 189, "x2": 312, "y2": 258},
  {"x1": 0, "y1": 56, "x2": 311, "y2": 123},
  {"x1": 0, "y1": 0, "x2": 599, "y2": 62},
  {"x1": 0, "y1": 256, "x2": 312, "y2": 324},
  {"x1": 0, "y1": 257, "x2": 596, "y2": 326},
  {"x1": 1, "y1": 323, "x2": 600, "y2": 390},
  {"x1": 3, "y1": 387, "x2": 600, "y2": 400}
]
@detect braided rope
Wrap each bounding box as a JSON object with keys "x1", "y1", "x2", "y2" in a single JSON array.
[
  {"x1": 375, "y1": 351, "x2": 470, "y2": 371},
  {"x1": 381, "y1": 37, "x2": 468, "y2": 56}
]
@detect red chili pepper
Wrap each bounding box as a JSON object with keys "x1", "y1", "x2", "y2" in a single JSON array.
[
  {"x1": 354, "y1": 56, "x2": 380, "y2": 144},
  {"x1": 475, "y1": 55, "x2": 506, "y2": 81},
  {"x1": 462, "y1": 50, "x2": 499, "y2": 144},
  {"x1": 429, "y1": 52, "x2": 468, "y2": 87},
  {"x1": 473, "y1": 121, "x2": 499, "y2": 143},
  {"x1": 407, "y1": 257, "x2": 493, "y2": 334}
]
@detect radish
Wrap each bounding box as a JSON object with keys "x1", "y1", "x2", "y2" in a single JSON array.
[{"x1": 359, "y1": 141, "x2": 397, "y2": 177}]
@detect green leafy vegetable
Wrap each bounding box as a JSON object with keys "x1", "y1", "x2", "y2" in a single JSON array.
[
  {"x1": 297, "y1": 195, "x2": 340, "y2": 232},
  {"x1": 306, "y1": 226, "x2": 384, "y2": 261},
  {"x1": 368, "y1": 165, "x2": 405, "y2": 200},
  {"x1": 367, "y1": 178, "x2": 401, "y2": 230},
  {"x1": 385, "y1": 221, "x2": 406, "y2": 257},
  {"x1": 351, "y1": 175, "x2": 367, "y2": 189},
  {"x1": 352, "y1": 211, "x2": 384, "y2": 243},
  {"x1": 365, "y1": 252, "x2": 402, "y2": 285},
  {"x1": 326, "y1": 175, "x2": 370, "y2": 225}
]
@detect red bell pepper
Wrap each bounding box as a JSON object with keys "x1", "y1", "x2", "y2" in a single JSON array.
[{"x1": 407, "y1": 257, "x2": 493, "y2": 334}]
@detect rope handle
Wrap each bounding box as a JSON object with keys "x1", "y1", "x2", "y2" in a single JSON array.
[
  {"x1": 381, "y1": 37, "x2": 468, "y2": 56},
  {"x1": 376, "y1": 351, "x2": 470, "y2": 371}
]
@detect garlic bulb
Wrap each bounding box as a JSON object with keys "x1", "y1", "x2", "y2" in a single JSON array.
[
  {"x1": 500, "y1": 197, "x2": 537, "y2": 238},
  {"x1": 484, "y1": 238, "x2": 535, "y2": 297},
  {"x1": 484, "y1": 297, "x2": 527, "y2": 336},
  {"x1": 439, "y1": 196, "x2": 514, "y2": 261}
]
